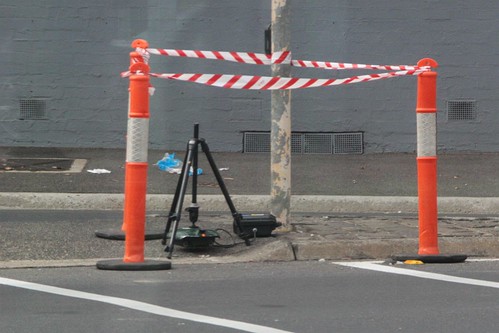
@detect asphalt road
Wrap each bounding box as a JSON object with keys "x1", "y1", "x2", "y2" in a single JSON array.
[{"x1": 1, "y1": 260, "x2": 498, "y2": 333}]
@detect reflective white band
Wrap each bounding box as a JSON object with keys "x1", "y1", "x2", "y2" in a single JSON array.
[
  {"x1": 417, "y1": 113, "x2": 436, "y2": 157},
  {"x1": 126, "y1": 118, "x2": 149, "y2": 163}
]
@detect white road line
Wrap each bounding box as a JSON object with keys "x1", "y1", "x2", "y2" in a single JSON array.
[
  {"x1": 0, "y1": 277, "x2": 294, "y2": 333},
  {"x1": 465, "y1": 258, "x2": 499, "y2": 262},
  {"x1": 336, "y1": 261, "x2": 499, "y2": 289}
]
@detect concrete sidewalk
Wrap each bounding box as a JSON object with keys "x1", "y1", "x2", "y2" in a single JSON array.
[
  {"x1": 0, "y1": 211, "x2": 497, "y2": 268},
  {"x1": 1, "y1": 146, "x2": 499, "y2": 213},
  {"x1": 0, "y1": 146, "x2": 498, "y2": 266}
]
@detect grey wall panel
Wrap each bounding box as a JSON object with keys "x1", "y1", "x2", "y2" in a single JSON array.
[{"x1": 0, "y1": 0, "x2": 497, "y2": 152}]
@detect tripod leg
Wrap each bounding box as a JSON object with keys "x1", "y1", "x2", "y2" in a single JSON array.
[
  {"x1": 162, "y1": 144, "x2": 191, "y2": 245},
  {"x1": 162, "y1": 217, "x2": 174, "y2": 246},
  {"x1": 199, "y1": 140, "x2": 238, "y2": 213},
  {"x1": 165, "y1": 216, "x2": 180, "y2": 259},
  {"x1": 199, "y1": 140, "x2": 250, "y2": 244},
  {"x1": 165, "y1": 140, "x2": 195, "y2": 258},
  {"x1": 188, "y1": 124, "x2": 200, "y2": 226},
  {"x1": 192, "y1": 124, "x2": 199, "y2": 206}
]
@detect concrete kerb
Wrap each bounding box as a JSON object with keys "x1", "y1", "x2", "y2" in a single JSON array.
[
  {"x1": 291, "y1": 238, "x2": 499, "y2": 261},
  {"x1": 1, "y1": 193, "x2": 498, "y2": 269},
  {"x1": 1, "y1": 192, "x2": 499, "y2": 215},
  {"x1": 2, "y1": 237, "x2": 498, "y2": 269},
  {"x1": 0, "y1": 240, "x2": 297, "y2": 269}
]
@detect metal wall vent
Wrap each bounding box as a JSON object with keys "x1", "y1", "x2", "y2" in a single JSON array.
[
  {"x1": 243, "y1": 132, "x2": 271, "y2": 153},
  {"x1": 291, "y1": 133, "x2": 302, "y2": 154},
  {"x1": 333, "y1": 132, "x2": 364, "y2": 154},
  {"x1": 243, "y1": 131, "x2": 363, "y2": 154},
  {"x1": 305, "y1": 133, "x2": 334, "y2": 154},
  {"x1": 447, "y1": 99, "x2": 476, "y2": 121},
  {"x1": 290, "y1": 133, "x2": 332, "y2": 154},
  {"x1": 19, "y1": 98, "x2": 47, "y2": 120}
]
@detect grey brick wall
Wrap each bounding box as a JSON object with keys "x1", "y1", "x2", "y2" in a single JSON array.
[{"x1": 0, "y1": 0, "x2": 497, "y2": 152}]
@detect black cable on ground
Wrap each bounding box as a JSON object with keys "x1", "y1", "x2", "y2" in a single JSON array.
[{"x1": 213, "y1": 228, "x2": 256, "y2": 248}]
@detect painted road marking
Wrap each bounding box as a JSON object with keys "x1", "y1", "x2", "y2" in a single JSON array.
[
  {"x1": 336, "y1": 260, "x2": 499, "y2": 289},
  {"x1": 0, "y1": 277, "x2": 294, "y2": 333}
]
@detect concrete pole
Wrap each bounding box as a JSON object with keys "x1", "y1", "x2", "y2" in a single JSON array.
[{"x1": 270, "y1": 0, "x2": 292, "y2": 230}]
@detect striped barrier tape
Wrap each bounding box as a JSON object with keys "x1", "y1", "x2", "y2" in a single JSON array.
[
  {"x1": 146, "y1": 48, "x2": 291, "y2": 66},
  {"x1": 124, "y1": 46, "x2": 432, "y2": 90},
  {"x1": 141, "y1": 47, "x2": 427, "y2": 71},
  {"x1": 132, "y1": 47, "x2": 150, "y2": 64},
  {"x1": 148, "y1": 69, "x2": 428, "y2": 90},
  {"x1": 290, "y1": 60, "x2": 424, "y2": 71}
]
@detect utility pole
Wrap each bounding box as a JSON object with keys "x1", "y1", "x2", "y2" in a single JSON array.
[{"x1": 270, "y1": 0, "x2": 292, "y2": 230}]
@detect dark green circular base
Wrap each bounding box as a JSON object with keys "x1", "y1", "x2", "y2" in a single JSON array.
[
  {"x1": 96, "y1": 259, "x2": 172, "y2": 271},
  {"x1": 95, "y1": 228, "x2": 163, "y2": 241},
  {"x1": 392, "y1": 254, "x2": 467, "y2": 264}
]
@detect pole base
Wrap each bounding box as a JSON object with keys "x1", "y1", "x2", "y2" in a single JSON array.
[
  {"x1": 392, "y1": 254, "x2": 467, "y2": 264},
  {"x1": 95, "y1": 228, "x2": 163, "y2": 241},
  {"x1": 96, "y1": 259, "x2": 172, "y2": 271}
]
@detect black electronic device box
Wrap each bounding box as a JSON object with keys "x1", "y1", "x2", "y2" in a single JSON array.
[{"x1": 235, "y1": 213, "x2": 281, "y2": 237}]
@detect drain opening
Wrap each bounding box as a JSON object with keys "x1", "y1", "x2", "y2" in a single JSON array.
[{"x1": 1, "y1": 158, "x2": 74, "y2": 172}]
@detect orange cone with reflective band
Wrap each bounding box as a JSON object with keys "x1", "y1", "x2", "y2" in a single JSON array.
[
  {"x1": 122, "y1": 40, "x2": 150, "y2": 263},
  {"x1": 96, "y1": 39, "x2": 171, "y2": 270},
  {"x1": 123, "y1": 162, "x2": 148, "y2": 262},
  {"x1": 416, "y1": 156, "x2": 438, "y2": 255},
  {"x1": 416, "y1": 58, "x2": 439, "y2": 255}
]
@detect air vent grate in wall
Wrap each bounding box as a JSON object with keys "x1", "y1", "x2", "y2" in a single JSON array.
[
  {"x1": 333, "y1": 132, "x2": 364, "y2": 154},
  {"x1": 304, "y1": 133, "x2": 334, "y2": 154},
  {"x1": 447, "y1": 99, "x2": 477, "y2": 121},
  {"x1": 243, "y1": 132, "x2": 363, "y2": 154},
  {"x1": 19, "y1": 98, "x2": 48, "y2": 120},
  {"x1": 291, "y1": 133, "x2": 302, "y2": 154},
  {"x1": 243, "y1": 132, "x2": 271, "y2": 153}
]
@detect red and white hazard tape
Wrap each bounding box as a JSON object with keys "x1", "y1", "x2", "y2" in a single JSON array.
[
  {"x1": 142, "y1": 47, "x2": 427, "y2": 71},
  {"x1": 123, "y1": 46, "x2": 432, "y2": 90},
  {"x1": 132, "y1": 47, "x2": 151, "y2": 64},
  {"x1": 290, "y1": 60, "x2": 423, "y2": 71},
  {"x1": 146, "y1": 48, "x2": 291, "y2": 65},
  {"x1": 149, "y1": 69, "x2": 427, "y2": 90}
]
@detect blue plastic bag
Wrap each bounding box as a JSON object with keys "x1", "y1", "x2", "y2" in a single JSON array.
[
  {"x1": 155, "y1": 153, "x2": 203, "y2": 175},
  {"x1": 189, "y1": 167, "x2": 203, "y2": 176},
  {"x1": 156, "y1": 153, "x2": 181, "y2": 172}
]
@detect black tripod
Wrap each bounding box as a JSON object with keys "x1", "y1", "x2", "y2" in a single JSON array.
[{"x1": 162, "y1": 124, "x2": 250, "y2": 259}]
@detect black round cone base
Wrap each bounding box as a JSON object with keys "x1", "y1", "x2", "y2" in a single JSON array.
[
  {"x1": 96, "y1": 259, "x2": 172, "y2": 271},
  {"x1": 95, "y1": 228, "x2": 163, "y2": 241},
  {"x1": 392, "y1": 254, "x2": 467, "y2": 264}
]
